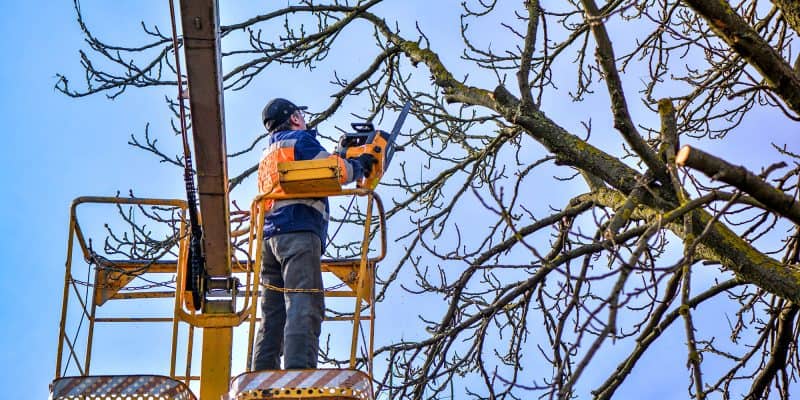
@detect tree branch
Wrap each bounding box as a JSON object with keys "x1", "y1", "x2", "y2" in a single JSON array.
[
  {"x1": 581, "y1": 0, "x2": 669, "y2": 185},
  {"x1": 676, "y1": 145, "x2": 800, "y2": 225},
  {"x1": 772, "y1": 0, "x2": 800, "y2": 37},
  {"x1": 684, "y1": 0, "x2": 800, "y2": 115}
]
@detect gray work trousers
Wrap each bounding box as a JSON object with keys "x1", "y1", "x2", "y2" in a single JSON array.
[{"x1": 252, "y1": 232, "x2": 324, "y2": 370}]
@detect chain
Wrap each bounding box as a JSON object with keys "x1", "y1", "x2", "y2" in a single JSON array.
[{"x1": 262, "y1": 281, "x2": 347, "y2": 293}]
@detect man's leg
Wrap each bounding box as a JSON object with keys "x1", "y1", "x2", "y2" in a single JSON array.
[
  {"x1": 251, "y1": 237, "x2": 286, "y2": 370},
  {"x1": 274, "y1": 232, "x2": 324, "y2": 369}
]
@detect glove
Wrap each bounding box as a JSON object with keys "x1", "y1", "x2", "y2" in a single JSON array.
[{"x1": 352, "y1": 154, "x2": 378, "y2": 178}]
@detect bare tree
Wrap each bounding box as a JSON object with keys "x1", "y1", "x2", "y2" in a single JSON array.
[{"x1": 58, "y1": 0, "x2": 800, "y2": 398}]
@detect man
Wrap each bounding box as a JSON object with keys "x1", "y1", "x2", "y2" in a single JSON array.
[{"x1": 252, "y1": 98, "x2": 377, "y2": 370}]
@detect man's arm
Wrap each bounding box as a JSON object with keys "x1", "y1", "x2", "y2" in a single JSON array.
[{"x1": 295, "y1": 133, "x2": 375, "y2": 184}]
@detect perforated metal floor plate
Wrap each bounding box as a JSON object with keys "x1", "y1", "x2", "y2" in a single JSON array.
[
  {"x1": 229, "y1": 369, "x2": 373, "y2": 400},
  {"x1": 51, "y1": 375, "x2": 196, "y2": 400}
]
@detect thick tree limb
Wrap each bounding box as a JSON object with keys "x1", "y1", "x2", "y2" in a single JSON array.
[
  {"x1": 683, "y1": 0, "x2": 800, "y2": 115},
  {"x1": 373, "y1": 13, "x2": 800, "y2": 300},
  {"x1": 659, "y1": 99, "x2": 686, "y2": 200},
  {"x1": 676, "y1": 145, "x2": 800, "y2": 226},
  {"x1": 491, "y1": 85, "x2": 645, "y2": 196},
  {"x1": 585, "y1": 188, "x2": 800, "y2": 302},
  {"x1": 658, "y1": 99, "x2": 679, "y2": 164}
]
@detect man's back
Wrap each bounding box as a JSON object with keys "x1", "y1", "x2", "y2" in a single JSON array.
[{"x1": 258, "y1": 129, "x2": 331, "y2": 248}]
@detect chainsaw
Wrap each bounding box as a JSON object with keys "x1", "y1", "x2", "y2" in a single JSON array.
[{"x1": 335, "y1": 101, "x2": 411, "y2": 189}]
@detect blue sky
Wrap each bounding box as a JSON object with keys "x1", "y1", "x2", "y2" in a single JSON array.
[
  {"x1": 1, "y1": 1, "x2": 78, "y2": 396},
  {"x1": 2, "y1": 2, "x2": 797, "y2": 399},
  {"x1": 0, "y1": 2, "x2": 178, "y2": 397}
]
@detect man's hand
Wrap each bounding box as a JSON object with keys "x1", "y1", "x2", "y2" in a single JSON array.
[{"x1": 352, "y1": 154, "x2": 378, "y2": 178}]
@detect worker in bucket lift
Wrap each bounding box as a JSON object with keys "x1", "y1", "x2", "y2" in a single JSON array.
[{"x1": 253, "y1": 98, "x2": 377, "y2": 370}]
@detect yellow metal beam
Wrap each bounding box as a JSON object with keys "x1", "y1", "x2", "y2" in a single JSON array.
[{"x1": 199, "y1": 327, "x2": 233, "y2": 400}]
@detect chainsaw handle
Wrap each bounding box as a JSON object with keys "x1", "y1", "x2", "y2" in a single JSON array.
[{"x1": 351, "y1": 122, "x2": 374, "y2": 133}]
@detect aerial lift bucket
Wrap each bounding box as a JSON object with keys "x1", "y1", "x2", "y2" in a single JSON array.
[{"x1": 51, "y1": 188, "x2": 385, "y2": 400}]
